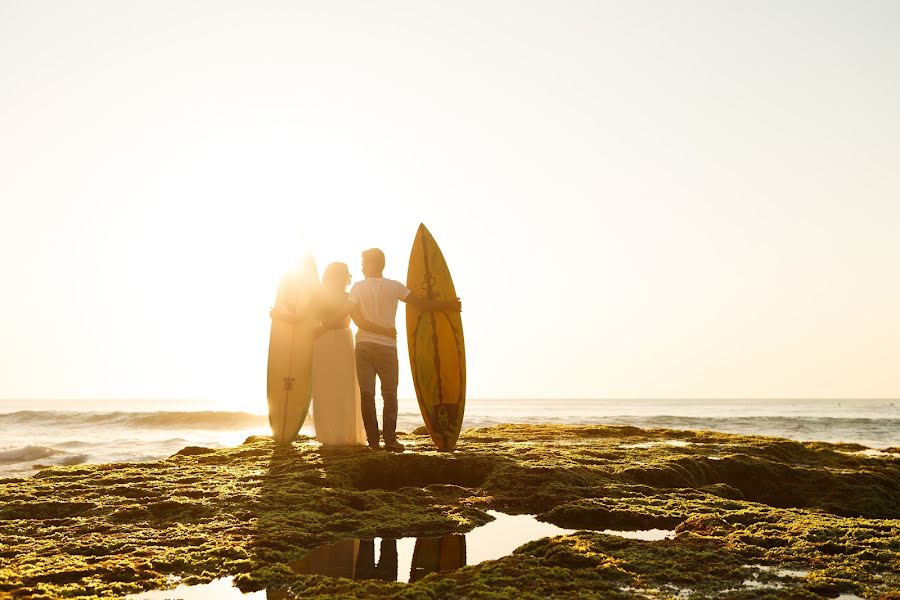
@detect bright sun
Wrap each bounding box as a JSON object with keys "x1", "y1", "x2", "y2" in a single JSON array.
[
  {"x1": 94, "y1": 124, "x2": 427, "y2": 414},
  {"x1": 200, "y1": 194, "x2": 402, "y2": 414}
]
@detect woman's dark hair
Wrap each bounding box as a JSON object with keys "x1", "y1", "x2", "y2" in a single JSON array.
[{"x1": 322, "y1": 262, "x2": 351, "y2": 290}]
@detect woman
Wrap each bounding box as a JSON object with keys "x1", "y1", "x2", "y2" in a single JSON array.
[{"x1": 310, "y1": 263, "x2": 393, "y2": 446}]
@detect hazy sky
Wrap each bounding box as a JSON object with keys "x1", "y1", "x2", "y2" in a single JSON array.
[{"x1": 2, "y1": 1, "x2": 899, "y2": 411}]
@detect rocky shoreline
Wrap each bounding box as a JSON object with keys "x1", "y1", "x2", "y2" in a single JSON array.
[{"x1": 1, "y1": 424, "x2": 898, "y2": 599}]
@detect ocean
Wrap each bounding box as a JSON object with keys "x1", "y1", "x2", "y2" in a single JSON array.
[{"x1": 0, "y1": 398, "x2": 897, "y2": 478}]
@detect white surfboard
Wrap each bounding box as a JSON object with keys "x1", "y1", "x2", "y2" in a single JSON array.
[{"x1": 267, "y1": 255, "x2": 319, "y2": 445}]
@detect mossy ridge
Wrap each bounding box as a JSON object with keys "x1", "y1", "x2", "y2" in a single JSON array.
[{"x1": 0, "y1": 424, "x2": 895, "y2": 599}]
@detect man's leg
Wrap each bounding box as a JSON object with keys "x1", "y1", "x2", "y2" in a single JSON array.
[
  {"x1": 355, "y1": 343, "x2": 380, "y2": 447},
  {"x1": 355, "y1": 539, "x2": 375, "y2": 579},
  {"x1": 375, "y1": 538, "x2": 398, "y2": 581},
  {"x1": 374, "y1": 345, "x2": 400, "y2": 448}
]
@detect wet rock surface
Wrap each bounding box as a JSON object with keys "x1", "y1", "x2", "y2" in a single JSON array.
[{"x1": 0, "y1": 424, "x2": 897, "y2": 598}]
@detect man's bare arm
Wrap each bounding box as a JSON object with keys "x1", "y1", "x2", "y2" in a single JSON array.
[
  {"x1": 350, "y1": 307, "x2": 397, "y2": 339},
  {"x1": 402, "y1": 295, "x2": 462, "y2": 313}
]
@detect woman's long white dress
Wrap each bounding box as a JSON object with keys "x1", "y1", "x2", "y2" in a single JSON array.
[{"x1": 311, "y1": 325, "x2": 367, "y2": 446}]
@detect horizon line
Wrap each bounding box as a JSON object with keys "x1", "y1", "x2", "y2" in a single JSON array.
[{"x1": 1, "y1": 396, "x2": 898, "y2": 403}]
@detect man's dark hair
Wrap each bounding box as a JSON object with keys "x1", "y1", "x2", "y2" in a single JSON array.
[{"x1": 362, "y1": 248, "x2": 386, "y2": 272}]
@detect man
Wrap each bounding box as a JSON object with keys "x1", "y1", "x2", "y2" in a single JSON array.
[{"x1": 348, "y1": 248, "x2": 461, "y2": 452}]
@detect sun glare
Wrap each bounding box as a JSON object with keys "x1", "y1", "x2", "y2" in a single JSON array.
[{"x1": 186, "y1": 188, "x2": 407, "y2": 413}]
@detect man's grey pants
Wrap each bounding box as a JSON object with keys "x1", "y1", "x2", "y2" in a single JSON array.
[{"x1": 355, "y1": 342, "x2": 399, "y2": 445}]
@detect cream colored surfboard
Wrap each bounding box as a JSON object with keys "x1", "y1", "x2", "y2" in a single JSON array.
[{"x1": 267, "y1": 255, "x2": 319, "y2": 445}]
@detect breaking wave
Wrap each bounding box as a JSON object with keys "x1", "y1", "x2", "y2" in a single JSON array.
[
  {"x1": 0, "y1": 410, "x2": 268, "y2": 430},
  {"x1": 0, "y1": 445, "x2": 63, "y2": 464}
]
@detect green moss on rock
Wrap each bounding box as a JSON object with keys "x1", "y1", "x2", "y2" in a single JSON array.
[{"x1": 0, "y1": 424, "x2": 897, "y2": 598}]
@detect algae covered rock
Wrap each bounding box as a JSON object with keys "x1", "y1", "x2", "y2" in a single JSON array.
[{"x1": 0, "y1": 424, "x2": 897, "y2": 598}]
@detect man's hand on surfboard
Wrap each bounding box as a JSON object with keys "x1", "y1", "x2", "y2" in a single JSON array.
[{"x1": 404, "y1": 295, "x2": 462, "y2": 313}]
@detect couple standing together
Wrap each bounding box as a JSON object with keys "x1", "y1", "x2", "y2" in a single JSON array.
[{"x1": 307, "y1": 248, "x2": 461, "y2": 452}]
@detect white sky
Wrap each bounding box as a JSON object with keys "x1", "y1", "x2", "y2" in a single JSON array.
[{"x1": 1, "y1": 0, "x2": 899, "y2": 412}]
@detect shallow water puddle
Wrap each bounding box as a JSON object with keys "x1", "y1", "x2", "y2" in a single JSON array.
[
  {"x1": 127, "y1": 576, "x2": 264, "y2": 599},
  {"x1": 620, "y1": 440, "x2": 692, "y2": 449},
  {"x1": 288, "y1": 513, "x2": 672, "y2": 582},
  {"x1": 755, "y1": 565, "x2": 809, "y2": 578},
  {"x1": 600, "y1": 528, "x2": 674, "y2": 541},
  {"x1": 127, "y1": 511, "x2": 675, "y2": 597},
  {"x1": 290, "y1": 511, "x2": 578, "y2": 584},
  {"x1": 841, "y1": 448, "x2": 900, "y2": 458}
]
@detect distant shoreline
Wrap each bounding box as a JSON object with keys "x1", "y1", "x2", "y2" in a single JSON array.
[{"x1": 1, "y1": 401, "x2": 898, "y2": 479}]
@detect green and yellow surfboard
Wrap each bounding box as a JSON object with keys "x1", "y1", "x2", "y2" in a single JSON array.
[{"x1": 406, "y1": 224, "x2": 466, "y2": 451}]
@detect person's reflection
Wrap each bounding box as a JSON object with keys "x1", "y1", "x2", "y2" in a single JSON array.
[
  {"x1": 283, "y1": 533, "x2": 467, "y2": 589},
  {"x1": 355, "y1": 538, "x2": 398, "y2": 581},
  {"x1": 291, "y1": 538, "x2": 359, "y2": 579},
  {"x1": 410, "y1": 534, "x2": 466, "y2": 582}
]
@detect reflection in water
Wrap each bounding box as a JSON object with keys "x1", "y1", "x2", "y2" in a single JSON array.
[
  {"x1": 289, "y1": 534, "x2": 464, "y2": 584},
  {"x1": 410, "y1": 534, "x2": 465, "y2": 582},
  {"x1": 291, "y1": 538, "x2": 361, "y2": 580},
  {"x1": 131, "y1": 511, "x2": 674, "y2": 598},
  {"x1": 357, "y1": 539, "x2": 398, "y2": 581},
  {"x1": 288, "y1": 511, "x2": 572, "y2": 585},
  {"x1": 285, "y1": 513, "x2": 677, "y2": 586}
]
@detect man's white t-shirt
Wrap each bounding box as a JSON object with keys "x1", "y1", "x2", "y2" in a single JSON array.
[{"x1": 348, "y1": 277, "x2": 411, "y2": 348}]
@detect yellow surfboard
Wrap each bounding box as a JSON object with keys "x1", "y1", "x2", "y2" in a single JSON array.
[
  {"x1": 406, "y1": 224, "x2": 466, "y2": 451},
  {"x1": 266, "y1": 255, "x2": 319, "y2": 445},
  {"x1": 409, "y1": 533, "x2": 466, "y2": 582}
]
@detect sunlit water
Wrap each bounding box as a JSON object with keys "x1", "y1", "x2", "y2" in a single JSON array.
[
  {"x1": 672, "y1": 565, "x2": 864, "y2": 598},
  {"x1": 126, "y1": 511, "x2": 674, "y2": 598},
  {"x1": 129, "y1": 577, "x2": 263, "y2": 600},
  {"x1": 1, "y1": 398, "x2": 897, "y2": 477}
]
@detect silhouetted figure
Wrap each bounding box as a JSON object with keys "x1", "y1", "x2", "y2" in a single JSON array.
[
  {"x1": 310, "y1": 263, "x2": 368, "y2": 446},
  {"x1": 355, "y1": 538, "x2": 398, "y2": 581},
  {"x1": 268, "y1": 260, "x2": 391, "y2": 448},
  {"x1": 349, "y1": 248, "x2": 461, "y2": 452}
]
